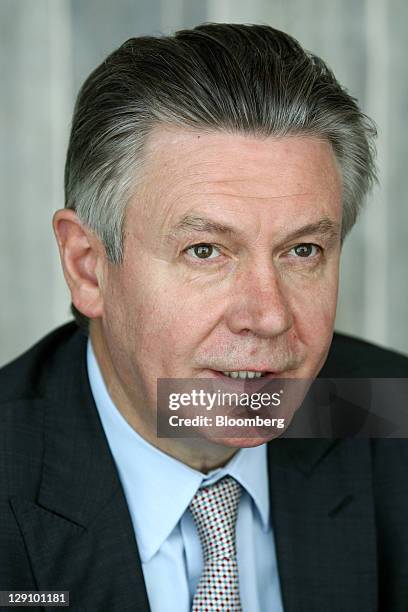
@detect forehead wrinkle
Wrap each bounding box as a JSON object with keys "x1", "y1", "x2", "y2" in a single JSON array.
[
  {"x1": 195, "y1": 189, "x2": 330, "y2": 201},
  {"x1": 176, "y1": 174, "x2": 340, "y2": 201},
  {"x1": 172, "y1": 171, "x2": 337, "y2": 199}
]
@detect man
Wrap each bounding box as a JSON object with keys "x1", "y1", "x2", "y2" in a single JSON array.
[{"x1": 1, "y1": 23, "x2": 407, "y2": 612}]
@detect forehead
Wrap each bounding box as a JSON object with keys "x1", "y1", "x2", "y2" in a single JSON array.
[{"x1": 129, "y1": 126, "x2": 342, "y2": 231}]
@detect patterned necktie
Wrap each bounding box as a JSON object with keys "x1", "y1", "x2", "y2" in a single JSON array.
[{"x1": 189, "y1": 476, "x2": 243, "y2": 611}]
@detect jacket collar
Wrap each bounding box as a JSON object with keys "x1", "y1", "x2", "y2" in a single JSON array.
[{"x1": 37, "y1": 329, "x2": 121, "y2": 526}]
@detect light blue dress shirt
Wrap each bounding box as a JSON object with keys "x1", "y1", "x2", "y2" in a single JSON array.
[{"x1": 87, "y1": 340, "x2": 284, "y2": 612}]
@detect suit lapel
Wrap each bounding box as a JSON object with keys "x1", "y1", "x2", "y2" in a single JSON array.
[
  {"x1": 268, "y1": 439, "x2": 378, "y2": 612},
  {"x1": 10, "y1": 331, "x2": 150, "y2": 611}
]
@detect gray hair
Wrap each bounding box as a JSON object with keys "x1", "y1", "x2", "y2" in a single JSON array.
[{"x1": 65, "y1": 23, "x2": 377, "y2": 327}]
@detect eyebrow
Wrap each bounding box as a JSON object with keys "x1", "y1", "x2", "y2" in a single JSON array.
[
  {"x1": 165, "y1": 215, "x2": 240, "y2": 242},
  {"x1": 165, "y1": 214, "x2": 341, "y2": 244},
  {"x1": 166, "y1": 215, "x2": 236, "y2": 240},
  {"x1": 284, "y1": 218, "x2": 341, "y2": 244}
]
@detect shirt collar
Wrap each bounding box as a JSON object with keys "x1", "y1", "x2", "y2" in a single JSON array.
[{"x1": 87, "y1": 339, "x2": 270, "y2": 562}]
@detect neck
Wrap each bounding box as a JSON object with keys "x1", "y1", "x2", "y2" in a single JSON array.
[{"x1": 89, "y1": 320, "x2": 238, "y2": 472}]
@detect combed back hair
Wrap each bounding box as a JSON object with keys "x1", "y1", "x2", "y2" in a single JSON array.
[{"x1": 65, "y1": 22, "x2": 377, "y2": 328}]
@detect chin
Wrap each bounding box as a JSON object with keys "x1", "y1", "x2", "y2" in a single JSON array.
[
  {"x1": 200, "y1": 430, "x2": 285, "y2": 449},
  {"x1": 220, "y1": 437, "x2": 275, "y2": 449}
]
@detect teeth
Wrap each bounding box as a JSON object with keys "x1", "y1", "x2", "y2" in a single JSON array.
[{"x1": 222, "y1": 370, "x2": 266, "y2": 379}]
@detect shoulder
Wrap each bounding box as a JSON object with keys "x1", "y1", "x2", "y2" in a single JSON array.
[
  {"x1": 0, "y1": 322, "x2": 87, "y2": 499},
  {"x1": 319, "y1": 332, "x2": 408, "y2": 377},
  {"x1": 0, "y1": 321, "x2": 86, "y2": 404},
  {"x1": 0, "y1": 322, "x2": 86, "y2": 495}
]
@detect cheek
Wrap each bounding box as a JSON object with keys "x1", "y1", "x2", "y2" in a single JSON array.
[
  {"x1": 105, "y1": 263, "x2": 217, "y2": 365},
  {"x1": 288, "y1": 264, "x2": 339, "y2": 347}
]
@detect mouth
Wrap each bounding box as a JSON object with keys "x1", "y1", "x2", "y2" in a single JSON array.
[{"x1": 209, "y1": 369, "x2": 282, "y2": 381}]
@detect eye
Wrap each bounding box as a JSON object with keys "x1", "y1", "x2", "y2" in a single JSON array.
[
  {"x1": 289, "y1": 243, "x2": 320, "y2": 258},
  {"x1": 185, "y1": 243, "x2": 221, "y2": 260}
]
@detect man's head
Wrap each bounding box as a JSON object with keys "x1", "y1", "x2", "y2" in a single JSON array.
[{"x1": 54, "y1": 24, "x2": 376, "y2": 462}]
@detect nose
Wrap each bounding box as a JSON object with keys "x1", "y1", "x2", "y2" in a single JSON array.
[{"x1": 225, "y1": 262, "x2": 293, "y2": 339}]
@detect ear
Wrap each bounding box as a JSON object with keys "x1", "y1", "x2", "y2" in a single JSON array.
[{"x1": 53, "y1": 209, "x2": 105, "y2": 319}]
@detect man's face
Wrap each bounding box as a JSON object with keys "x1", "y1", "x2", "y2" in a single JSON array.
[{"x1": 99, "y1": 127, "x2": 342, "y2": 446}]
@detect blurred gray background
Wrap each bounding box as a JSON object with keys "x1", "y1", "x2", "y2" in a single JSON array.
[{"x1": 1, "y1": 0, "x2": 407, "y2": 366}]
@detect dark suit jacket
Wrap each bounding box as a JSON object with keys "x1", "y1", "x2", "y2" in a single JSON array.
[{"x1": 1, "y1": 322, "x2": 408, "y2": 611}]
